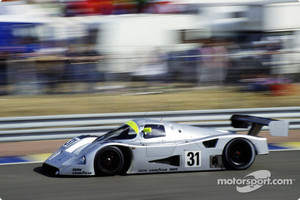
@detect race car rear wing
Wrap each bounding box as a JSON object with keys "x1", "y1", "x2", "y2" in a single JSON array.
[{"x1": 231, "y1": 114, "x2": 289, "y2": 136}]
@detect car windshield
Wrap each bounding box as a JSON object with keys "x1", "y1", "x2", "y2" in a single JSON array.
[{"x1": 96, "y1": 124, "x2": 137, "y2": 141}]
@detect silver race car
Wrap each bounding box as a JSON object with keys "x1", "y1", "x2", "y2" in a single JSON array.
[{"x1": 43, "y1": 115, "x2": 289, "y2": 176}]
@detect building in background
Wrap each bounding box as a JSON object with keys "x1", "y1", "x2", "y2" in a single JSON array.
[{"x1": 0, "y1": 0, "x2": 300, "y2": 94}]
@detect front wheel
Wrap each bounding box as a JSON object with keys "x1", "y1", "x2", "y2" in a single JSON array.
[
  {"x1": 222, "y1": 138, "x2": 256, "y2": 170},
  {"x1": 94, "y1": 146, "x2": 124, "y2": 176}
]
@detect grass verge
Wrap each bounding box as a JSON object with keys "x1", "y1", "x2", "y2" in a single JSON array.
[{"x1": 0, "y1": 85, "x2": 299, "y2": 117}]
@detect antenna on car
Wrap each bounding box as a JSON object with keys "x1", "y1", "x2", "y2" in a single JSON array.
[{"x1": 160, "y1": 114, "x2": 164, "y2": 122}]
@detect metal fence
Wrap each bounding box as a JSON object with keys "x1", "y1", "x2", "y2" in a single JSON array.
[{"x1": 1, "y1": 107, "x2": 300, "y2": 142}]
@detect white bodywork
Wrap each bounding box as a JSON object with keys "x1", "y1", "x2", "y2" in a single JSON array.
[{"x1": 43, "y1": 116, "x2": 287, "y2": 176}]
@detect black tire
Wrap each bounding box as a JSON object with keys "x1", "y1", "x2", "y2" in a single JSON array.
[
  {"x1": 222, "y1": 138, "x2": 256, "y2": 170},
  {"x1": 94, "y1": 146, "x2": 124, "y2": 176}
]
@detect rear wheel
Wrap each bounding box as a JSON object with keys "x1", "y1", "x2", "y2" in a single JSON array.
[
  {"x1": 94, "y1": 146, "x2": 124, "y2": 176},
  {"x1": 222, "y1": 138, "x2": 256, "y2": 170}
]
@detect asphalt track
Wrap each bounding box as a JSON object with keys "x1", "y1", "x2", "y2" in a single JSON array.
[{"x1": 0, "y1": 150, "x2": 298, "y2": 200}]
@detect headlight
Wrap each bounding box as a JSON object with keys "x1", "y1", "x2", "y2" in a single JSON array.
[{"x1": 78, "y1": 155, "x2": 86, "y2": 165}]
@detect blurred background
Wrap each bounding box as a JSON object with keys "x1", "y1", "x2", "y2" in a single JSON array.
[{"x1": 0, "y1": 0, "x2": 300, "y2": 116}]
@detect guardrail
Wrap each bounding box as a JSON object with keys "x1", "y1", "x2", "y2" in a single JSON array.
[{"x1": 1, "y1": 106, "x2": 300, "y2": 142}]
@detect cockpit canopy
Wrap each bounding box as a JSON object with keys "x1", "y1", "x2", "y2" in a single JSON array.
[
  {"x1": 142, "y1": 124, "x2": 166, "y2": 139},
  {"x1": 96, "y1": 120, "x2": 167, "y2": 142},
  {"x1": 96, "y1": 123, "x2": 138, "y2": 141}
]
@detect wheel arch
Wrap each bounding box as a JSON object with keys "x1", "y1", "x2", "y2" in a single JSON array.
[
  {"x1": 93, "y1": 144, "x2": 133, "y2": 175},
  {"x1": 115, "y1": 145, "x2": 133, "y2": 174},
  {"x1": 222, "y1": 137, "x2": 256, "y2": 170},
  {"x1": 216, "y1": 134, "x2": 268, "y2": 155}
]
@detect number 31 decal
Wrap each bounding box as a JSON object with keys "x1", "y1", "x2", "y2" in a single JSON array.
[{"x1": 185, "y1": 151, "x2": 201, "y2": 167}]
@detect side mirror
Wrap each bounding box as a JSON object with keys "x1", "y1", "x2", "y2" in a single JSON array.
[{"x1": 143, "y1": 127, "x2": 152, "y2": 133}]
